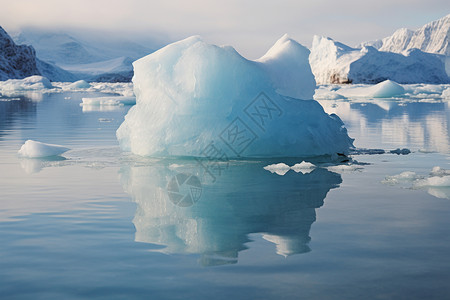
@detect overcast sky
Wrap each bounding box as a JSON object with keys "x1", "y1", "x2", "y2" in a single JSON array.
[{"x1": 1, "y1": 0, "x2": 449, "y2": 58}]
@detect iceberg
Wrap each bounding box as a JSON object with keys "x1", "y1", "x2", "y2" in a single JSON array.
[
  {"x1": 117, "y1": 35, "x2": 354, "y2": 158},
  {"x1": 18, "y1": 140, "x2": 70, "y2": 158}
]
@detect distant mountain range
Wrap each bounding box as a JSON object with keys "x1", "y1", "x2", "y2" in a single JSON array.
[
  {"x1": 360, "y1": 14, "x2": 449, "y2": 55},
  {"x1": 0, "y1": 26, "x2": 76, "y2": 81},
  {"x1": 11, "y1": 28, "x2": 155, "y2": 82}
]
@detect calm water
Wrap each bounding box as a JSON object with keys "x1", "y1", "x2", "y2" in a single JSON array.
[{"x1": 1, "y1": 91, "x2": 450, "y2": 299}]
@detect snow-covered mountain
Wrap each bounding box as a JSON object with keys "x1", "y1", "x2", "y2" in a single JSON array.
[
  {"x1": 12, "y1": 28, "x2": 154, "y2": 82},
  {"x1": 310, "y1": 35, "x2": 449, "y2": 84},
  {"x1": 59, "y1": 56, "x2": 135, "y2": 82},
  {"x1": 0, "y1": 26, "x2": 40, "y2": 81},
  {"x1": 13, "y1": 28, "x2": 154, "y2": 65},
  {"x1": 360, "y1": 14, "x2": 449, "y2": 55},
  {"x1": 1, "y1": 26, "x2": 76, "y2": 82}
]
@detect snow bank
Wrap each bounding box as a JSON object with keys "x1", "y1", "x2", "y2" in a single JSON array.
[
  {"x1": 18, "y1": 140, "x2": 69, "y2": 158},
  {"x1": 117, "y1": 36, "x2": 353, "y2": 158},
  {"x1": 81, "y1": 96, "x2": 136, "y2": 106},
  {"x1": 0, "y1": 75, "x2": 53, "y2": 91}
]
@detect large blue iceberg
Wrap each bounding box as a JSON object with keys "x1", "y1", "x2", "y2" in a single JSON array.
[{"x1": 117, "y1": 35, "x2": 354, "y2": 157}]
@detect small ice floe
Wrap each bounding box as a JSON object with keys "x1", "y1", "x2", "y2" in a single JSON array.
[
  {"x1": 18, "y1": 140, "x2": 70, "y2": 158},
  {"x1": 0, "y1": 75, "x2": 54, "y2": 91},
  {"x1": 414, "y1": 176, "x2": 450, "y2": 188},
  {"x1": 442, "y1": 88, "x2": 450, "y2": 100},
  {"x1": 430, "y1": 166, "x2": 450, "y2": 176},
  {"x1": 291, "y1": 161, "x2": 316, "y2": 174},
  {"x1": 337, "y1": 80, "x2": 406, "y2": 99},
  {"x1": 66, "y1": 80, "x2": 92, "y2": 90},
  {"x1": 382, "y1": 171, "x2": 420, "y2": 185},
  {"x1": 263, "y1": 163, "x2": 291, "y2": 176},
  {"x1": 383, "y1": 166, "x2": 450, "y2": 199},
  {"x1": 81, "y1": 96, "x2": 136, "y2": 106},
  {"x1": 327, "y1": 164, "x2": 363, "y2": 173},
  {"x1": 390, "y1": 148, "x2": 411, "y2": 155}
]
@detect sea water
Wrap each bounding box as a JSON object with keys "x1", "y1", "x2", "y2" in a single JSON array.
[{"x1": 1, "y1": 91, "x2": 450, "y2": 299}]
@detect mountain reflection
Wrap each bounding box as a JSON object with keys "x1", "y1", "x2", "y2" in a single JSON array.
[
  {"x1": 120, "y1": 161, "x2": 342, "y2": 266},
  {"x1": 318, "y1": 100, "x2": 450, "y2": 152}
]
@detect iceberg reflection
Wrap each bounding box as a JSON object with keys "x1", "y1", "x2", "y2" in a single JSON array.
[{"x1": 120, "y1": 160, "x2": 342, "y2": 265}]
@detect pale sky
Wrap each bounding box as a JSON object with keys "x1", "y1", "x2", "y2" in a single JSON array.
[{"x1": 1, "y1": 0, "x2": 449, "y2": 58}]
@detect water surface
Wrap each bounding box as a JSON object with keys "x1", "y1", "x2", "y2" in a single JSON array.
[{"x1": 1, "y1": 91, "x2": 450, "y2": 299}]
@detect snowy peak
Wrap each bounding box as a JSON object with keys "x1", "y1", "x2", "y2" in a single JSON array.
[{"x1": 376, "y1": 14, "x2": 450, "y2": 55}]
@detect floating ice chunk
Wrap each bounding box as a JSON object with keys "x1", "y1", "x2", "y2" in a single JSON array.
[
  {"x1": 338, "y1": 80, "x2": 406, "y2": 98},
  {"x1": 264, "y1": 163, "x2": 291, "y2": 176},
  {"x1": 117, "y1": 36, "x2": 354, "y2": 157},
  {"x1": 0, "y1": 75, "x2": 53, "y2": 91},
  {"x1": 66, "y1": 80, "x2": 91, "y2": 90},
  {"x1": 291, "y1": 161, "x2": 316, "y2": 174},
  {"x1": 81, "y1": 96, "x2": 136, "y2": 106},
  {"x1": 430, "y1": 166, "x2": 450, "y2": 176},
  {"x1": 414, "y1": 176, "x2": 450, "y2": 187},
  {"x1": 382, "y1": 171, "x2": 419, "y2": 185},
  {"x1": 18, "y1": 140, "x2": 70, "y2": 158},
  {"x1": 442, "y1": 88, "x2": 450, "y2": 99},
  {"x1": 327, "y1": 164, "x2": 363, "y2": 173}
]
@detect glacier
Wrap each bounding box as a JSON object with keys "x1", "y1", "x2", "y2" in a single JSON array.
[
  {"x1": 117, "y1": 35, "x2": 354, "y2": 158},
  {"x1": 361, "y1": 14, "x2": 449, "y2": 56},
  {"x1": 310, "y1": 36, "x2": 449, "y2": 84}
]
